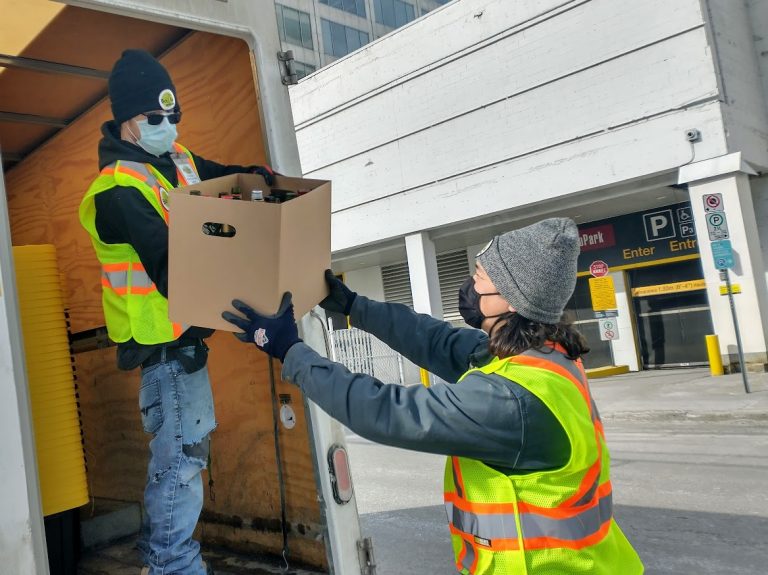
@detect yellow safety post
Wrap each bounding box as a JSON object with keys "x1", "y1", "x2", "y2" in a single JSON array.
[
  {"x1": 706, "y1": 334, "x2": 724, "y2": 376},
  {"x1": 420, "y1": 368, "x2": 431, "y2": 387}
]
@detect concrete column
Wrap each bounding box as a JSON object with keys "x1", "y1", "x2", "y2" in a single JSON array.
[
  {"x1": 683, "y1": 157, "x2": 768, "y2": 369},
  {"x1": 608, "y1": 271, "x2": 641, "y2": 371},
  {"x1": 405, "y1": 232, "x2": 443, "y2": 318}
]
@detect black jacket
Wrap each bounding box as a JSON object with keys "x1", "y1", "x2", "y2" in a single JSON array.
[
  {"x1": 282, "y1": 295, "x2": 572, "y2": 473},
  {"x1": 94, "y1": 121, "x2": 266, "y2": 369}
]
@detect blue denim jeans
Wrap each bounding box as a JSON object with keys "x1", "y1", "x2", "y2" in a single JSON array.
[{"x1": 136, "y1": 346, "x2": 216, "y2": 574}]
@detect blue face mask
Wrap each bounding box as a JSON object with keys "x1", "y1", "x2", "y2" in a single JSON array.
[{"x1": 135, "y1": 117, "x2": 177, "y2": 156}]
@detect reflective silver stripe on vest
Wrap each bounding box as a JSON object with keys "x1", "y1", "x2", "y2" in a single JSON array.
[
  {"x1": 447, "y1": 490, "x2": 612, "y2": 545},
  {"x1": 452, "y1": 458, "x2": 465, "y2": 499},
  {"x1": 112, "y1": 160, "x2": 161, "y2": 191},
  {"x1": 520, "y1": 491, "x2": 612, "y2": 541},
  {"x1": 131, "y1": 270, "x2": 154, "y2": 289},
  {"x1": 570, "y1": 475, "x2": 600, "y2": 508},
  {"x1": 102, "y1": 270, "x2": 127, "y2": 288},
  {"x1": 102, "y1": 269, "x2": 154, "y2": 290},
  {"x1": 107, "y1": 160, "x2": 160, "y2": 197},
  {"x1": 461, "y1": 537, "x2": 476, "y2": 572},
  {"x1": 447, "y1": 501, "x2": 519, "y2": 540}
]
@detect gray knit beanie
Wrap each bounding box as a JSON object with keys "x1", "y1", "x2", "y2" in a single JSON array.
[{"x1": 477, "y1": 218, "x2": 580, "y2": 324}]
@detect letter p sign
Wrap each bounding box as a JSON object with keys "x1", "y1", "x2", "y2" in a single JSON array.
[{"x1": 643, "y1": 209, "x2": 676, "y2": 241}]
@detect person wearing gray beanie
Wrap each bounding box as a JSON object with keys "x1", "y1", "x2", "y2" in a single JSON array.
[
  {"x1": 476, "y1": 217, "x2": 580, "y2": 324},
  {"x1": 223, "y1": 216, "x2": 642, "y2": 574}
]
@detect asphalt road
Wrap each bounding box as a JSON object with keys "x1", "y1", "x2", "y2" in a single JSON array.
[{"x1": 347, "y1": 418, "x2": 768, "y2": 575}]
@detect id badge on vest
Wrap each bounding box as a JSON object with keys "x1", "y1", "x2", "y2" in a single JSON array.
[{"x1": 171, "y1": 153, "x2": 201, "y2": 185}]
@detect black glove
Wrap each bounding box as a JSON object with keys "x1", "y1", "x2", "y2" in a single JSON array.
[
  {"x1": 222, "y1": 292, "x2": 301, "y2": 361},
  {"x1": 319, "y1": 269, "x2": 357, "y2": 315},
  {"x1": 250, "y1": 165, "x2": 276, "y2": 186}
]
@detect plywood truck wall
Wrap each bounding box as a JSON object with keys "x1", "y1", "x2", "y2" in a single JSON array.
[{"x1": 4, "y1": 6, "x2": 325, "y2": 568}]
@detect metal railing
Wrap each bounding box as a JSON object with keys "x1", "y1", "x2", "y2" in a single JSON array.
[{"x1": 328, "y1": 323, "x2": 419, "y2": 386}]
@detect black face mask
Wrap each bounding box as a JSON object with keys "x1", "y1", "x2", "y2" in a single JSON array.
[{"x1": 458, "y1": 277, "x2": 502, "y2": 329}]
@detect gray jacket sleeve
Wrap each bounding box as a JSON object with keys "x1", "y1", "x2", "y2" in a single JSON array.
[
  {"x1": 282, "y1": 342, "x2": 570, "y2": 472},
  {"x1": 349, "y1": 295, "x2": 491, "y2": 383}
]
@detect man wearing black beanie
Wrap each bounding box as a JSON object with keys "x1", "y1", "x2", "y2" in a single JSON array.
[{"x1": 79, "y1": 49, "x2": 275, "y2": 575}]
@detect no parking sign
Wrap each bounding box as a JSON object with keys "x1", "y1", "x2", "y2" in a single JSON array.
[{"x1": 599, "y1": 318, "x2": 619, "y2": 341}]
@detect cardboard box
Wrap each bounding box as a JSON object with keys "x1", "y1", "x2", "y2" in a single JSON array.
[{"x1": 168, "y1": 174, "x2": 331, "y2": 332}]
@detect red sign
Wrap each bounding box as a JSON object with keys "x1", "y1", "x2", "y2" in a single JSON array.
[
  {"x1": 578, "y1": 224, "x2": 616, "y2": 252},
  {"x1": 590, "y1": 260, "x2": 609, "y2": 278}
]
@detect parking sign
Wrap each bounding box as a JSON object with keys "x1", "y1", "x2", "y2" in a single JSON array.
[
  {"x1": 706, "y1": 211, "x2": 729, "y2": 240},
  {"x1": 677, "y1": 207, "x2": 695, "y2": 237},
  {"x1": 643, "y1": 209, "x2": 676, "y2": 241}
]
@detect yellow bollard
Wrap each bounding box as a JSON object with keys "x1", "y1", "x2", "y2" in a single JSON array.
[
  {"x1": 706, "y1": 334, "x2": 724, "y2": 376},
  {"x1": 420, "y1": 368, "x2": 431, "y2": 387}
]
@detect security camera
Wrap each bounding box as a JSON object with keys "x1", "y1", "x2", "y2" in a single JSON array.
[{"x1": 685, "y1": 129, "x2": 701, "y2": 142}]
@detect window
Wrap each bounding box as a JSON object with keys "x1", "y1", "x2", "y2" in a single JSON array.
[
  {"x1": 319, "y1": 0, "x2": 366, "y2": 18},
  {"x1": 294, "y1": 61, "x2": 316, "y2": 80},
  {"x1": 374, "y1": 0, "x2": 416, "y2": 28},
  {"x1": 321, "y1": 19, "x2": 370, "y2": 58},
  {"x1": 276, "y1": 4, "x2": 313, "y2": 50}
]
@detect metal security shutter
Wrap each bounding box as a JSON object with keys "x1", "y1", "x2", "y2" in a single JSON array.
[
  {"x1": 438, "y1": 250, "x2": 470, "y2": 325},
  {"x1": 382, "y1": 261, "x2": 414, "y2": 308}
]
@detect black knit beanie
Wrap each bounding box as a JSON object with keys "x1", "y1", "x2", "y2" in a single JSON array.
[{"x1": 108, "y1": 49, "x2": 179, "y2": 124}]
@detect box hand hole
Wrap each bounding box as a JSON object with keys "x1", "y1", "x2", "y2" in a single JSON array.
[{"x1": 202, "y1": 222, "x2": 237, "y2": 238}]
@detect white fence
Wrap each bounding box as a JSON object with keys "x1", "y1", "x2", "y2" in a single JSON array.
[{"x1": 328, "y1": 324, "x2": 423, "y2": 386}]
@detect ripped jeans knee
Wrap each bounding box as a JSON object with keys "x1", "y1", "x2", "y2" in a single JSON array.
[{"x1": 182, "y1": 435, "x2": 210, "y2": 462}]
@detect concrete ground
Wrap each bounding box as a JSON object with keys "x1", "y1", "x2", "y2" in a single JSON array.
[
  {"x1": 78, "y1": 368, "x2": 768, "y2": 574},
  {"x1": 349, "y1": 368, "x2": 768, "y2": 575}
]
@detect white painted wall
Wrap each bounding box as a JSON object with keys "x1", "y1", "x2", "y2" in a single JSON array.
[
  {"x1": 747, "y1": 0, "x2": 768, "y2": 120},
  {"x1": 344, "y1": 265, "x2": 385, "y2": 301},
  {"x1": 705, "y1": 0, "x2": 768, "y2": 168},
  {"x1": 290, "y1": 0, "x2": 730, "y2": 252}
]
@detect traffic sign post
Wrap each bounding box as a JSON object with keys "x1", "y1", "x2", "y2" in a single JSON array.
[
  {"x1": 703, "y1": 193, "x2": 749, "y2": 393},
  {"x1": 720, "y1": 270, "x2": 750, "y2": 393},
  {"x1": 711, "y1": 239, "x2": 734, "y2": 270}
]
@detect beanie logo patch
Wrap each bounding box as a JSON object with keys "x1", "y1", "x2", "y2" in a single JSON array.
[{"x1": 158, "y1": 89, "x2": 176, "y2": 111}]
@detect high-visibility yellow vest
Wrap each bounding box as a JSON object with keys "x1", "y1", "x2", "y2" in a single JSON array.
[
  {"x1": 79, "y1": 143, "x2": 198, "y2": 345},
  {"x1": 444, "y1": 347, "x2": 643, "y2": 574}
]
